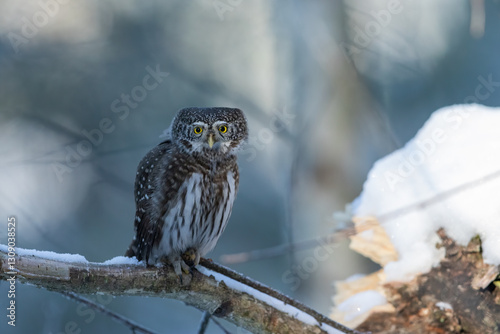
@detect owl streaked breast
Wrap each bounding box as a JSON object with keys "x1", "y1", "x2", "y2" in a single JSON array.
[
  {"x1": 125, "y1": 107, "x2": 248, "y2": 281},
  {"x1": 151, "y1": 170, "x2": 237, "y2": 263}
]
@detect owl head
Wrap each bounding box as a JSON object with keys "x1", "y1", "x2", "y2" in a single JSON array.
[{"x1": 170, "y1": 107, "x2": 248, "y2": 156}]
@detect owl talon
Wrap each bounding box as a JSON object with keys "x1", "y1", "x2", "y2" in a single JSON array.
[
  {"x1": 194, "y1": 252, "x2": 200, "y2": 266},
  {"x1": 172, "y1": 258, "x2": 182, "y2": 276},
  {"x1": 169, "y1": 255, "x2": 193, "y2": 285},
  {"x1": 175, "y1": 267, "x2": 192, "y2": 286},
  {"x1": 181, "y1": 260, "x2": 191, "y2": 275},
  {"x1": 182, "y1": 248, "x2": 199, "y2": 267}
]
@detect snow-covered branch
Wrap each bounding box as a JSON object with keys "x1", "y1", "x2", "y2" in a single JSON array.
[{"x1": 0, "y1": 245, "x2": 361, "y2": 334}]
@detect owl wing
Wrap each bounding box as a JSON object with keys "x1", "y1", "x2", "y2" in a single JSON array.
[{"x1": 125, "y1": 139, "x2": 175, "y2": 262}]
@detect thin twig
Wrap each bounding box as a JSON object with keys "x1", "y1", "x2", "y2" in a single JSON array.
[
  {"x1": 197, "y1": 311, "x2": 211, "y2": 334},
  {"x1": 378, "y1": 167, "x2": 500, "y2": 222},
  {"x1": 200, "y1": 259, "x2": 364, "y2": 334},
  {"x1": 222, "y1": 167, "x2": 500, "y2": 265},
  {"x1": 469, "y1": 0, "x2": 485, "y2": 38},
  {"x1": 210, "y1": 317, "x2": 233, "y2": 334},
  {"x1": 60, "y1": 291, "x2": 157, "y2": 334},
  {"x1": 220, "y1": 228, "x2": 356, "y2": 265}
]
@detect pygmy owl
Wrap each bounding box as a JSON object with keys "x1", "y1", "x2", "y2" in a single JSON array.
[{"x1": 125, "y1": 107, "x2": 248, "y2": 282}]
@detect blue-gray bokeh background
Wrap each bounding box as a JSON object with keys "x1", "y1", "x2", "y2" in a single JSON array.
[{"x1": 1, "y1": 0, "x2": 499, "y2": 333}]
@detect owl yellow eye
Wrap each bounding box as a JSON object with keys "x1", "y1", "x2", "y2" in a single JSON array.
[
  {"x1": 194, "y1": 126, "x2": 203, "y2": 134},
  {"x1": 219, "y1": 125, "x2": 228, "y2": 133}
]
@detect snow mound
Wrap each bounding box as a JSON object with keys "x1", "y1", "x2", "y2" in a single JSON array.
[
  {"x1": 336, "y1": 290, "x2": 388, "y2": 322},
  {"x1": 103, "y1": 256, "x2": 142, "y2": 265},
  {"x1": 0, "y1": 244, "x2": 88, "y2": 263},
  {"x1": 355, "y1": 104, "x2": 500, "y2": 281}
]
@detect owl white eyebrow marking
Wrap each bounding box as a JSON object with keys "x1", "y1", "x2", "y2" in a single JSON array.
[
  {"x1": 192, "y1": 121, "x2": 208, "y2": 127},
  {"x1": 213, "y1": 121, "x2": 228, "y2": 127}
]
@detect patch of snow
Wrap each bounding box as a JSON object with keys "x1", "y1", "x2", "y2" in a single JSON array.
[
  {"x1": 102, "y1": 256, "x2": 142, "y2": 265},
  {"x1": 124, "y1": 288, "x2": 145, "y2": 294},
  {"x1": 0, "y1": 244, "x2": 88, "y2": 263},
  {"x1": 336, "y1": 290, "x2": 387, "y2": 322},
  {"x1": 354, "y1": 104, "x2": 500, "y2": 281},
  {"x1": 436, "y1": 301, "x2": 453, "y2": 310},
  {"x1": 0, "y1": 245, "x2": 146, "y2": 266},
  {"x1": 197, "y1": 266, "x2": 344, "y2": 334}
]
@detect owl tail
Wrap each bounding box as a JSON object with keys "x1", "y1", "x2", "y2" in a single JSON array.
[
  {"x1": 124, "y1": 242, "x2": 137, "y2": 258},
  {"x1": 125, "y1": 238, "x2": 149, "y2": 263}
]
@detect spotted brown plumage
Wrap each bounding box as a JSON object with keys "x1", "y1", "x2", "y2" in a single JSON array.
[{"x1": 125, "y1": 107, "x2": 248, "y2": 282}]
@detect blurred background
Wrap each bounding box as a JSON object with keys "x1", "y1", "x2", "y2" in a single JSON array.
[{"x1": 1, "y1": 0, "x2": 500, "y2": 333}]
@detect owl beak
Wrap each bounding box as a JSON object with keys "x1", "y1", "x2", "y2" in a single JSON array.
[{"x1": 207, "y1": 134, "x2": 215, "y2": 148}]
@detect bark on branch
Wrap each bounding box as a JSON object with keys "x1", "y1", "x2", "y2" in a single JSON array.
[{"x1": 0, "y1": 246, "x2": 362, "y2": 334}]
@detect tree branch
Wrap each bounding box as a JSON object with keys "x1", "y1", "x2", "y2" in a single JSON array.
[{"x1": 0, "y1": 246, "x2": 363, "y2": 334}]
